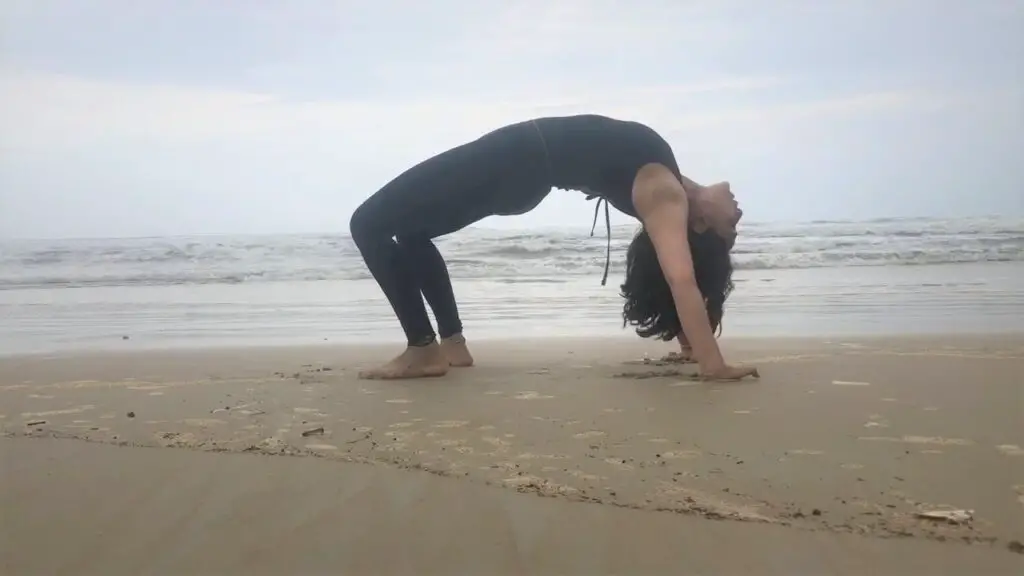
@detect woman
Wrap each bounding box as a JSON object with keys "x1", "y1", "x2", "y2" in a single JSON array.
[{"x1": 349, "y1": 114, "x2": 758, "y2": 381}]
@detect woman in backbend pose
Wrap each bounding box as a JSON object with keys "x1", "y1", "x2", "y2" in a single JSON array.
[{"x1": 349, "y1": 114, "x2": 758, "y2": 381}]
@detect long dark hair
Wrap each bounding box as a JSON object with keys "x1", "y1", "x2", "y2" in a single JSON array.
[{"x1": 620, "y1": 227, "x2": 735, "y2": 340}]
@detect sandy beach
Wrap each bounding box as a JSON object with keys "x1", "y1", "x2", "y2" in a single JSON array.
[{"x1": 2, "y1": 335, "x2": 1023, "y2": 574}]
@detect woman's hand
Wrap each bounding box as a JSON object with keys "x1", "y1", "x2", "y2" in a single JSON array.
[{"x1": 698, "y1": 365, "x2": 760, "y2": 381}]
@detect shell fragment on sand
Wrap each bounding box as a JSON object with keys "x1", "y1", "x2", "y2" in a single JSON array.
[{"x1": 915, "y1": 509, "x2": 973, "y2": 524}]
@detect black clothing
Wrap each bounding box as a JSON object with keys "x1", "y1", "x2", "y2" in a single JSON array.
[{"x1": 348, "y1": 114, "x2": 680, "y2": 345}]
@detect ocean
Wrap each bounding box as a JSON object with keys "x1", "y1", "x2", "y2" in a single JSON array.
[{"x1": 2, "y1": 216, "x2": 1023, "y2": 356}]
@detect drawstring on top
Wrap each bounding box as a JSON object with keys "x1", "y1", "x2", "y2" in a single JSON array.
[
  {"x1": 586, "y1": 194, "x2": 612, "y2": 286},
  {"x1": 531, "y1": 119, "x2": 611, "y2": 287}
]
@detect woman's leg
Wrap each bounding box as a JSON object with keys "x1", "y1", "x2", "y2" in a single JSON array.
[
  {"x1": 347, "y1": 147, "x2": 501, "y2": 378},
  {"x1": 396, "y1": 234, "x2": 462, "y2": 338},
  {"x1": 349, "y1": 120, "x2": 551, "y2": 379},
  {"x1": 397, "y1": 234, "x2": 474, "y2": 367},
  {"x1": 350, "y1": 199, "x2": 449, "y2": 379}
]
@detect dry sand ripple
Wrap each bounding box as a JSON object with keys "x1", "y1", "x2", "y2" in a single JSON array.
[{"x1": 2, "y1": 336, "x2": 1022, "y2": 552}]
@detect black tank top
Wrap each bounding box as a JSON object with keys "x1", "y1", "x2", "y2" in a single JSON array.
[
  {"x1": 533, "y1": 114, "x2": 683, "y2": 217},
  {"x1": 532, "y1": 115, "x2": 682, "y2": 285}
]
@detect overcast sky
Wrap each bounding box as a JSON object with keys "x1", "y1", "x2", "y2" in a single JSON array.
[{"x1": 1, "y1": 0, "x2": 1021, "y2": 239}]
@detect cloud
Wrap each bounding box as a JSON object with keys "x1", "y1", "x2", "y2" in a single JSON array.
[
  {"x1": 0, "y1": 66, "x2": 928, "y2": 152},
  {"x1": 0, "y1": 64, "x2": 942, "y2": 237},
  {"x1": 1, "y1": 0, "x2": 1017, "y2": 238}
]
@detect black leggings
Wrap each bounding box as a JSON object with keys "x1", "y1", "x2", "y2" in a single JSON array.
[{"x1": 349, "y1": 121, "x2": 552, "y2": 346}]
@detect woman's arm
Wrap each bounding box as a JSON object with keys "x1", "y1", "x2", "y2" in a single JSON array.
[{"x1": 632, "y1": 164, "x2": 757, "y2": 380}]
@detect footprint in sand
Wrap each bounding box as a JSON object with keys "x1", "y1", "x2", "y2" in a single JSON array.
[
  {"x1": 864, "y1": 414, "x2": 889, "y2": 428},
  {"x1": 517, "y1": 452, "x2": 569, "y2": 461},
  {"x1": 436, "y1": 438, "x2": 466, "y2": 447},
  {"x1": 182, "y1": 418, "x2": 227, "y2": 427},
  {"x1": 389, "y1": 430, "x2": 419, "y2": 441},
  {"x1": 158, "y1": 431, "x2": 199, "y2": 446},
  {"x1": 660, "y1": 450, "x2": 701, "y2": 460},
  {"x1": 859, "y1": 435, "x2": 973, "y2": 447},
  {"x1": 482, "y1": 436, "x2": 511, "y2": 448},
  {"x1": 513, "y1": 391, "x2": 554, "y2": 400},
  {"x1": 432, "y1": 420, "x2": 469, "y2": 429},
  {"x1": 305, "y1": 443, "x2": 338, "y2": 451},
  {"x1": 604, "y1": 457, "x2": 634, "y2": 471},
  {"x1": 502, "y1": 476, "x2": 579, "y2": 496},
  {"x1": 567, "y1": 469, "x2": 604, "y2": 482},
  {"x1": 502, "y1": 475, "x2": 543, "y2": 487},
  {"x1": 378, "y1": 442, "x2": 410, "y2": 452},
  {"x1": 21, "y1": 405, "x2": 96, "y2": 418}
]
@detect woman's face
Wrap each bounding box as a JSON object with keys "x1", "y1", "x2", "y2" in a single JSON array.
[{"x1": 696, "y1": 181, "x2": 742, "y2": 243}]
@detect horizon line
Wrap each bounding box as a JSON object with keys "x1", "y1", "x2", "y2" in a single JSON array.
[{"x1": 0, "y1": 214, "x2": 1017, "y2": 242}]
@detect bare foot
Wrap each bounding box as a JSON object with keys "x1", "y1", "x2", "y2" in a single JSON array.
[
  {"x1": 441, "y1": 334, "x2": 474, "y2": 367},
  {"x1": 358, "y1": 343, "x2": 449, "y2": 380}
]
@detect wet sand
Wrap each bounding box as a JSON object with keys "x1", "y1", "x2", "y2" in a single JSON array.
[{"x1": 2, "y1": 335, "x2": 1023, "y2": 574}]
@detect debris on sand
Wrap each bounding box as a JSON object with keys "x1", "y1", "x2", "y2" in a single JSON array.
[
  {"x1": 914, "y1": 509, "x2": 973, "y2": 524},
  {"x1": 613, "y1": 369, "x2": 692, "y2": 380}
]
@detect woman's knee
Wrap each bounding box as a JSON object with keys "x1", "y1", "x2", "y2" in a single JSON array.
[{"x1": 349, "y1": 201, "x2": 385, "y2": 248}]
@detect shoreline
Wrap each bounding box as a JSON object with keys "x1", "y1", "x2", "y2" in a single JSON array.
[
  {"x1": 4, "y1": 260, "x2": 1023, "y2": 357},
  {"x1": 3, "y1": 334, "x2": 1022, "y2": 572},
  {"x1": 4, "y1": 331, "x2": 1024, "y2": 361}
]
